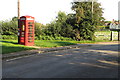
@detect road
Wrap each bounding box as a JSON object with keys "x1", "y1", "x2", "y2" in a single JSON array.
[{"x1": 2, "y1": 43, "x2": 119, "y2": 78}]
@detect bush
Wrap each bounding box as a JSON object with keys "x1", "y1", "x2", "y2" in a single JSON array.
[
  {"x1": 1, "y1": 35, "x2": 18, "y2": 40},
  {"x1": 35, "y1": 35, "x2": 73, "y2": 41},
  {"x1": 1, "y1": 34, "x2": 73, "y2": 41},
  {"x1": 1, "y1": 20, "x2": 18, "y2": 35}
]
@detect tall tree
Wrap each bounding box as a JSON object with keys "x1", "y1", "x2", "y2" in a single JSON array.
[
  {"x1": 45, "y1": 11, "x2": 74, "y2": 38},
  {"x1": 71, "y1": 1, "x2": 104, "y2": 40}
]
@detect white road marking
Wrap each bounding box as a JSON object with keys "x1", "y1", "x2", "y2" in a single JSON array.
[{"x1": 6, "y1": 55, "x2": 35, "y2": 62}]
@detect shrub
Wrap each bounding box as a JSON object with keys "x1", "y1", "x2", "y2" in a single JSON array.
[
  {"x1": 35, "y1": 35, "x2": 73, "y2": 41},
  {"x1": 2, "y1": 35, "x2": 18, "y2": 40}
]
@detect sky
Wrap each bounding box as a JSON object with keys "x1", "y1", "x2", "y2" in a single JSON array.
[{"x1": 0, "y1": 0, "x2": 119, "y2": 24}]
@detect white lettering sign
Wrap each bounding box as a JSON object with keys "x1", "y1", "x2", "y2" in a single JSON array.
[{"x1": 27, "y1": 18, "x2": 34, "y2": 20}]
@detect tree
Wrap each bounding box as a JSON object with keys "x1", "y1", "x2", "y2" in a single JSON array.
[
  {"x1": 45, "y1": 11, "x2": 74, "y2": 38},
  {"x1": 56, "y1": 11, "x2": 74, "y2": 38},
  {"x1": 35, "y1": 22, "x2": 45, "y2": 37},
  {"x1": 71, "y1": 1, "x2": 104, "y2": 40},
  {"x1": 1, "y1": 17, "x2": 18, "y2": 35},
  {"x1": 12, "y1": 16, "x2": 18, "y2": 21}
]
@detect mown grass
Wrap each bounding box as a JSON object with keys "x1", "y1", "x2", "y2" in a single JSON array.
[
  {"x1": 34, "y1": 40, "x2": 112, "y2": 48},
  {"x1": 35, "y1": 40, "x2": 76, "y2": 47},
  {"x1": 1, "y1": 39, "x2": 113, "y2": 54},
  {"x1": 1, "y1": 40, "x2": 76, "y2": 54},
  {"x1": 1, "y1": 40, "x2": 36, "y2": 54}
]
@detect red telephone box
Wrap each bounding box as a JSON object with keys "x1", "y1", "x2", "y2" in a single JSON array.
[{"x1": 19, "y1": 16, "x2": 35, "y2": 46}]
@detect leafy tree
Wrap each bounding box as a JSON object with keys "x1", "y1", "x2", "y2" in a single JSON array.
[
  {"x1": 44, "y1": 11, "x2": 74, "y2": 39},
  {"x1": 56, "y1": 11, "x2": 74, "y2": 38},
  {"x1": 71, "y1": 1, "x2": 104, "y2": 40},
  {"x1": 35, "y1": 22, "x2": 45, "y2": 37},
  {"x1": 1, "y1": 18, "x2": 18, "y2": 35},
  {"x1": 12, "y1": 16, "x2": 18, "y2": 21}
]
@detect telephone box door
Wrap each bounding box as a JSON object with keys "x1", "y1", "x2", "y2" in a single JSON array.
[{"x1": 19, "y1": 19, "x2": 26, "y2": 45}]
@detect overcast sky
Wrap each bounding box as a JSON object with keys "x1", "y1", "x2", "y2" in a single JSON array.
[{"x1": 0, "y1": 0, "x2": 119, "y2": 24}]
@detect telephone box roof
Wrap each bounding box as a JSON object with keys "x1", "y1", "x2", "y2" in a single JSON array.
[{"x1": 20, "y1": 16, "x2": 34, "y2": 19}]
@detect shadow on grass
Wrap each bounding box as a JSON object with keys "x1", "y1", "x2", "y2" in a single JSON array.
[
  {"x1": 1, "y1": 40, "x2": 35, "y2": 54},
  {"x1": 0, "y1": 41, "x2": 18, "y2": 44},
  {"x1": 2, "y1": 45, "x2": 34, "y2": 54},
  {"x1": 51, "y1": 41, "x2": 76, "y2": 46}
]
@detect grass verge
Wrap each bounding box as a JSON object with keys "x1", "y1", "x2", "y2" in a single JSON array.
[
  {"x1": 35, "y1": 40, "x2": 76, "y2": 47},
  {"x1": 1, "y1": 40, "x2": 36, "y2": 54},
  {"x1": 1, "y1": 39, "x2": 113, "y2": 54}
]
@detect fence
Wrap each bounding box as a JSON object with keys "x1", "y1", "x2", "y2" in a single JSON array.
[{"x1": 95, "y1": 31, "x2": 118, "y2": 40}]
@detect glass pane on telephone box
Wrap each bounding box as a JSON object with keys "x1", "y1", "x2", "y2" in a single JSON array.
[{"x1": 28, "y1": 24, "x2": 33, "y2": 42}]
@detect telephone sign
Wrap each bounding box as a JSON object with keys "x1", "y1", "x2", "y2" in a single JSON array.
[{"x1": 19, "y1": 16, "x2": 35, "y2": 46}]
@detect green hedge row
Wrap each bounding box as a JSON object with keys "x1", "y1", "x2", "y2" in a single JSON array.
[
  {"x1": 35, "y1": 35, "x2": 73, "y2": 40},
  {"x1": 1, "y1": 35, "x2": 73, "y2": 41},
  {"x1": 1, "y1": 35, "x2": 18, "y2": 40}
]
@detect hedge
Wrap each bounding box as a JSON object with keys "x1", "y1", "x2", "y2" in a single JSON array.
[
  {"x1": 1, "y1": 35, "x2": 18, "y2": 40},
  {"x1": 1, "y1": 35, "x2": 73, "y2": 41}
]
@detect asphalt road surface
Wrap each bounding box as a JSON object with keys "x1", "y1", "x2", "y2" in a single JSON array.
[{"x1": 2, "y1": 43, "x2": 119, "y2": 78}]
